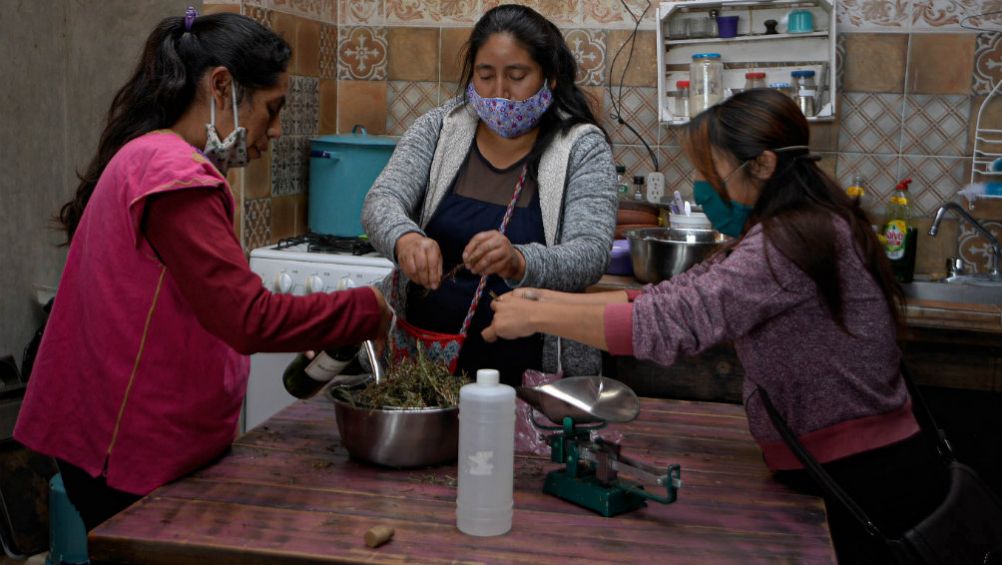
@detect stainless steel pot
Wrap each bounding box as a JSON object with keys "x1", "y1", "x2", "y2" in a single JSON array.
[
  {"x1": 327, "y1": 387, "x2": 458, "y2": 468},
  {"x1": 627, "y1": 227, "x2": 724, "y2": 283}
]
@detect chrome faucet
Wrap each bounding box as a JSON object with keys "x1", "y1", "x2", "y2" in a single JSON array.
[{"x1": 929, "y1": 202, "x2": 1001, "y2": 281}]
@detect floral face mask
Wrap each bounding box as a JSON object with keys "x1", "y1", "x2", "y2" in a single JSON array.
[
  {"x1": 466, "y1": 82, "x2": 553, "y2": 139},
  {"x1": 204, "y1": 84, "x2": 249, "y2": 175}
]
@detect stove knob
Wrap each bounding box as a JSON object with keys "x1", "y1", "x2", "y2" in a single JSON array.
[
  {"x1": 306, "y1": 275, "x2": 325, "y2": 294},
  {"x1": 275, "y1": 271, "x2": 294, "y2": 294}
]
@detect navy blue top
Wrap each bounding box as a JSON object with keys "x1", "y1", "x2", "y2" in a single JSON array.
[{"x1": 407, "y1": 142, "x2": 545, "y2": 386}]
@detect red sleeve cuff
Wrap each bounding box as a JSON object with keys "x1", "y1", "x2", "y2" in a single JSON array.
[
  {"x1": 625, "y1": 289, "x2": 643, "y2": 302},
  {"x1": 352, "y1": 287, "x2": 383, "y2": 342},
  {"x1": 603, "y1": 303, "x2": 634, "y2": 356}
]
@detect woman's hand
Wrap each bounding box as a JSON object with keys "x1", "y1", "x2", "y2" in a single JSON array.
[
  {"x1": 396, "y1": 232, "x2": 443, "y2": 289},
  {"x1": 482, "y1": 294, "x2": 539, "y2": 342},
  {"x1": 463, "y1": 230, "x2": 525, "y2": 280}
]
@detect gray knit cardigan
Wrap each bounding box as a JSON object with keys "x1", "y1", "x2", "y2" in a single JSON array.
[{"x1": 361, "y1": 97, "x2": 618, "y2": 375}]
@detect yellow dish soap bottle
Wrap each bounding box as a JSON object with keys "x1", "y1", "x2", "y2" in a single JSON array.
[{"x1": 881, "y1": 178, "x2": 917, "y2": 283}]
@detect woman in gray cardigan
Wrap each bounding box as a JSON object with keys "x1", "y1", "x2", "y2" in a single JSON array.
[{"x1": 361, "y1": 5, "x2": 617, "y2": 384}]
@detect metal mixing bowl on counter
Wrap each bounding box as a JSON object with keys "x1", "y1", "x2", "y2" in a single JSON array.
[
  {"x1": 626, "y1": 227, "x2": 725, "y2": 283},
  {"x1": 326, "y1": 385, "x2": 458, "y2": 468}
]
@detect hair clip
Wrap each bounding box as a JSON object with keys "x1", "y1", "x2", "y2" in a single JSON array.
[{"x1": 184, "y1": 6, "x2": 198, "y2": 32}]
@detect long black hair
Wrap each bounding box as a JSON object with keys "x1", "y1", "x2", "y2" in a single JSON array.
[
  {"x1": 458, "y1": 4, "x2": 609, "y2": 177},
  {"x1": 58, "y1": 12, "x2": 291, "y2": 243},
  {"x1": 683, "y1": 88, "x2": 902, "y2": 329}
]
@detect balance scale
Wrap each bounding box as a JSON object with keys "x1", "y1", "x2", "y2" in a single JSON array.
[{"x1": 517, "y1": 376, "x2": 682, "y2": 517}]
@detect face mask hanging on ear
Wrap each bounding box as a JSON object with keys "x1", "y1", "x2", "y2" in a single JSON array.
[
  {"x1": 204, "y1": 84, "x2": 249, "y2": 175},
  {"x1": 694, "y1": 180, "x2": 754, "y2": 238}
]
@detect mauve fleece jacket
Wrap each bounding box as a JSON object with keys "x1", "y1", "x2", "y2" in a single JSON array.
[{"x1": 604, "y1": 219, "x2": 919, "y2": 469}]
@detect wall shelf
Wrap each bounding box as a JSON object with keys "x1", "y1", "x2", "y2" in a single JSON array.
[
  {"x1": 656, "y1": 0, "x2": 837, "y2": 126},
  {"x1": 665, "y1": 30, "x2": 828, "y2": 46}
]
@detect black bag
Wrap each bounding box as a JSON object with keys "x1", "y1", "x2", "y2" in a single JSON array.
[{"x1": 758, "y1": 363, "x2": 1002, "y2": 565}]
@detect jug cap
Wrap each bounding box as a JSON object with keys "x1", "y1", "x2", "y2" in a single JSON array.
[
  {"x1": 476, "y1": 369, "x2": 500, "y2": 386},
  {"x1": 791, "y1": 70, "x2": 816, "y2": 78},
  {"x1": 692, "y1": 52, "x2": 722, "y2": 60}
]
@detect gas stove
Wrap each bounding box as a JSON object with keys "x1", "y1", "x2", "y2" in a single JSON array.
[
  {"x1": 249, "y1": 233, "x2": 393, "y2": 296},
  {"x1": 244, "y1": 234, "x2": 394, "y2": 433}
]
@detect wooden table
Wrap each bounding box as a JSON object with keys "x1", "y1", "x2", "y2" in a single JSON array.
[{"x1": 90, "y1": 397, "x2": 836, "y2": 564}]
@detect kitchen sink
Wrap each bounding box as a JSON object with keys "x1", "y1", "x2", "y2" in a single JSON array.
[{"x1": 902, "y1": 280, "x2": 1002, "y2": 306}]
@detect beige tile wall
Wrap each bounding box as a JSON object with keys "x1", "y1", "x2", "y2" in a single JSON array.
[{"x1": 206, "y1": 0, "x2": 1002, "y2": 276}]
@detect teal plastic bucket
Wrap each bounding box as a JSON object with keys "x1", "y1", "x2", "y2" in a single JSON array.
[
  {"x1": 308, "y1": 126, "x2": 398, "y2": 237},
  {"x1": 47, "y1": 473, "x2": 88, "y2": 565}
]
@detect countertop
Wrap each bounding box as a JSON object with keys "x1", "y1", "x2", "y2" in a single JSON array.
[
  {"x1": 591, "y1": 275, "x2": 1002, "y2": 334},
  {"x1": 89, "y1": 397, "x2": 835, "y2": 565}
]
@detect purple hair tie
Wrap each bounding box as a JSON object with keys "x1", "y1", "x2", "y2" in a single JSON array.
[{"x1": 184, "y1": 6, "x2": 197, "y2": 32}]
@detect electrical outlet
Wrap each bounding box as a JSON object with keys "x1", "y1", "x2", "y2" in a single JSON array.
[{"x1": 646, "y1": 172, "x2": 665, "y2": 204}]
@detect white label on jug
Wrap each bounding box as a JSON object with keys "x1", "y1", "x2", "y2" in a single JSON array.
[
  {"x1": 467, "y1": 451, "x2": 495, "y2": 476},
  {"x1": 799, "y1": 89, "x2": 817, "y2": 97}
]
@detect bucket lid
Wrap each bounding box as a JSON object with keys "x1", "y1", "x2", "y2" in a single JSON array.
[{"x1": 311, "y1": 125, "x2": 397, "y2": 147}]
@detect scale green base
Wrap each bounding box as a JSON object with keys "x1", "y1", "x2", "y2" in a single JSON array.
[{"x1": 543, "y1": 469, "x2": 648, "y2": 517}]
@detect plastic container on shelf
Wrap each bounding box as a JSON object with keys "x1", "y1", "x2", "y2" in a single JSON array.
[
  {"x1": 744, "y1": 72, "x2": 767, "y2": 91},
  {"x1": 791, "y1": 70, "x2": 817, "y2": 116},
  {"x1": 456, "y1": 369, "x2": 515, "y2": 537},
  {"x1": 769, "y1": 82, "x2": 795, "y2": 99},
  {"x1": 716, "y1": 15, "x2": 739, "y2": 38},
  {"x1": 689, "y1": 53, "x2": 723, "y2": 117},
  {"x1": 674, "y1": 80, "x2": 690, "y2": 119}
]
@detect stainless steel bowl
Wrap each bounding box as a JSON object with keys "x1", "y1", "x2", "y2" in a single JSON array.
[
  {"x1": 327, "y1": 387, "x2": 458, "y2": 468},
  {"x1": 626, "y1": 227, "x2": 724, "y2": 283}
]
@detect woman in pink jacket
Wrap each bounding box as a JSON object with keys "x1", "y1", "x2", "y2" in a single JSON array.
[
  {"x1": 484, "y1": 89, "x2": 948, "y2": 563},
  {"x1": 15, "y1": 9, "x2": 389, "y2": 532}
]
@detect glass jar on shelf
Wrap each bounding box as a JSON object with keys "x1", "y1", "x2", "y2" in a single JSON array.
[
  {"x1": 791, "y1": 70, "x2": 817, "y2": 117},
  {"x1": 744, "y1": 72, "x2": 766, "y2": 91},
  {"x1": 689, "y1": 53, "x2": 723, "y2": 117},
  {"x1": 674, "y1": 80, "x2": 690, "y2": 119},
  {"x1": 769, "y1": 82, "x2": 795, "y2": 100}
]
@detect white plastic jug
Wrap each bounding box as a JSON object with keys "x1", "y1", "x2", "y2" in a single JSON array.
[{"x1": 456, "y1": 368, "x2": 515, "y2": 536}]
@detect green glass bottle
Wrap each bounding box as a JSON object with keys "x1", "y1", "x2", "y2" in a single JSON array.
[
  {"x1": 881, "y1": 178, "x2": 917, "y2": 283},
  {"x1": 282, "y1": 344, "x2": 360, "y2": 399}
]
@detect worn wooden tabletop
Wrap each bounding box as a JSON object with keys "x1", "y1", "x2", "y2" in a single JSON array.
[{"x1": 89, "y1": 396, "x2": 835, "y2": 564}]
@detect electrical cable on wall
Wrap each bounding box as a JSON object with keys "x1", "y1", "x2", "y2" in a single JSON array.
[{"x1": 607, "y1": 0, "x2": 660, "y2": 173}]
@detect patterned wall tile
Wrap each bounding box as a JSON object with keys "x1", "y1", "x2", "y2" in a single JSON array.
[
  {"x1": 244, "y1": 198, "x2": 273, "y2": 250},
  {"x1": 838, "y1": 92, "x2": 904, "y2": 154},
  {"x1": 901, "y1": 95, "x2": 970, "y2": 156},
  {"x1": 282, "y1": 75, "x2": 320, "y2": 136},
  {"x1": 320, "y1": 24, "x2": 337, "y2": 80},
  {"x1": 603, "y1": 86, "x2": 659, "y2": 146},
  {"x1": 836, "y1": 153, "x2": 901, "y2": 215},
  {"x1": 959, "y1": 219, "x2": 1002, "y2": 274},
  {"x1": 964, "y1": 4, "x2": 1002, "y2": 31},
  {"x1": 565, "y1": 29, "x2": 607, "y2": 86},
  {"x1": 436, "y1": 0, "x2": 478, "y2": 24},
  {"x1": 836, "y1": 32, "x2": 847, "y2": 92},
  {"x1": 658, "y1": 145, "x2": 695, "y2": 201},
  {"x1": 386, "y1": 0, "x2": 433, "y2": 23},
  {"x1": 441, "y1": 82, "x2": 461, "y2": 104},
  {"x1": 973, "y1": 32, "x2": 1002, "y2": 95},
  {"x1": 387, "y1": 81, "x2": 440, "y2": 136},
  {"x1": 338, "y1": 26, "x2": 388, "y2": 80},
  {"x1": 241, "y1": 4, "x2": 273, "y2": 28},
  {"x1": 272, "y1": 136, "x2": 310, "y2": 196},
  {"x1": 900, "y1": 155, "x2": 968, "y2": 215},
  {"x1": 583, "y1": 0, "x2": 657, "y2": 29},
  {"x1": 527, "y1": 0, "x2": 582, "y2": 26},
  {"x1": 271, "y1": 0, "x2": 329, "y2": 21},
  {"x1": 612, "y1": 145, "x2": 656, "y2": 191},
  {"x1": 339, "y1": 0, "x2": 383, "y2": 25},
  {"x1": 911, "y1": 0, "x2": 982, "y2": 30},
  {"x1": 836, "y1": 0, "x2": 910, "y2": 30}
]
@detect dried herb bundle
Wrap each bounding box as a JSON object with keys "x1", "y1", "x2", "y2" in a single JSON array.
[{"x1": 346, "y1": 350, "x2": 467, "y2": 409}]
